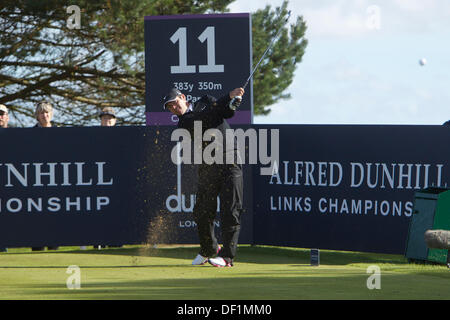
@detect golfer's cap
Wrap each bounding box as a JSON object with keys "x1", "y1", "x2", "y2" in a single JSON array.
[
  {"x1": 99, "y1": 107, "x2": 116, "y2": 118},
  {"x1": 162, "y1": 88, "x2": 182, "y2": 110},
  {"x1": 0, "y1": 104, "x2": 8, "y2": 114}
]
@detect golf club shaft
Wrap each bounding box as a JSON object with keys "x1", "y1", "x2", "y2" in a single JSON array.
[
  {"x1": 242, "y1": 10, "x2": 291, "y2": 90},
  {"x1": 229, "y1": 10, "x2": 291, "y2": 110}
]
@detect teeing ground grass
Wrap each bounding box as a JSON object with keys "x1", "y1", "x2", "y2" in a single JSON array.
[{"x1": 0, "y1": 245, "x2": 449, "y2": 300}]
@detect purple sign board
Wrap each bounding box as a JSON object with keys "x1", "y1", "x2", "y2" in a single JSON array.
[{"x1": 144, "y1": 13, "x2": 253, "y2": 125}]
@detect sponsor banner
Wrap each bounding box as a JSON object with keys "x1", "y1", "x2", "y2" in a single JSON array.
[
  {"x1": 1, "y1": 125, "x2": 448, "y2": 254},
  {"x1": 252, "y1": 125, "x2": 450, "y2": 254},
  {"x1": 0, "y1": 126, "x2": 254, "y2": 247},
  {"x1": 141, "y1": 126, "x2": 254, "y2": 245},
  {"x1": 0, "y1": 127, "x2": 151, "y2": 247}
]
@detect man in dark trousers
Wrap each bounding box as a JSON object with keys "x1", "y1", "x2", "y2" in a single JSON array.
[{"x1": 163, "y1": 87, "x2": 244, "y2": 267}]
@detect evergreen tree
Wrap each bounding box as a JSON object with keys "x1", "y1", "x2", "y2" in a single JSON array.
[{"x1": 251, "y1": 1, "x2": 307, "y2": 115}]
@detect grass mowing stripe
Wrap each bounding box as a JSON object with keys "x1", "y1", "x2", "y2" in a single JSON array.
[{"x1": 0, "y1": 245, "x2": 449, "y2": 299}]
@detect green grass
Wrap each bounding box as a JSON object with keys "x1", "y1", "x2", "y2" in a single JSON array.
[{"x1": 0, "y1": 245, "x2": 449, "y2": 300}]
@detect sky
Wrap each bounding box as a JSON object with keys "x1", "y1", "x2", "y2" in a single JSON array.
[{"x1": 228, "y1": 0, "x2": 450, "y2": 125}]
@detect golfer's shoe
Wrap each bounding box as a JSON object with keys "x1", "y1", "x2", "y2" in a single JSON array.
[
  {"x1": 208, "y1": 257, "x2": 233, "y2": 268},
  {"x1": 192, "y1": 254, "x2": 208, "y2": 266}
]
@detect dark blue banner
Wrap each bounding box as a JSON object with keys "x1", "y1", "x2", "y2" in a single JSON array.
[
  {"x1": 0, "y1": 127, "x2": 149, "y2": 247},
  {"x1": 252, "y1": 125, "x2": 450, "y2": 254},
  {"x1": 1, "y1": 125, "x2": 448, "y2": 254},
  {"x1": 0, "y1": 126, "x2": 253, "y2": 248}
]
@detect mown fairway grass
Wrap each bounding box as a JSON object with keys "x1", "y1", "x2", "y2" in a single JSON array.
[{"x1": 0, "y1": 245, "x2": 449, "y2": 300}]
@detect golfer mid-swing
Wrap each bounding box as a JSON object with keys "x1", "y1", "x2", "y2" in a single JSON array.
[{"x1": 163, "y1": 87, "x2": 244, "y2": 267}]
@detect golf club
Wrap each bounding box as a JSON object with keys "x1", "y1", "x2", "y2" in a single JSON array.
[{"x1": 229, "y1": 10, "x2": 292, "y2": 110}]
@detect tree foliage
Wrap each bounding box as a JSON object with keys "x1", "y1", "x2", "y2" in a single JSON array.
[
  {"x1": 251, "y1": 1, "x2": 307, "y2": 115},
  {"x1": 0, "y1": 0, "x2": 307, "y2": 126}
]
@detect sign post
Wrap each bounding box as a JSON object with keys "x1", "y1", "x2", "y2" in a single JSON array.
[{"x1": 144, "y1": 13, "x2": 253, "y2": 125}]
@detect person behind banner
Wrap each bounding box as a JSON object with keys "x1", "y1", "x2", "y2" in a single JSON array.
[
  {"x1": 0, "y1": 104, "x2": 9, "y2": 252},
  {"x1": 32, "y1": 101, "x2": 59, "y2": 251},
  {"x1": 99, "y1": 107, "x2": 117, "y2": 127},
  {"x1": 444, "y1": 120, "x2": 450, "y2": 126},
  {"x1": 95, "y1": 106, "x2": 123, "y2": 250},
  {"x1": 163, "y1": 87, "x2": 245, "y2": 268},
  {"x1": 0, "y1": 104, "x2": 9, "y2": 129},
  {"x1": 33, "y1": 101, "x2": 54, "y2": 128}
]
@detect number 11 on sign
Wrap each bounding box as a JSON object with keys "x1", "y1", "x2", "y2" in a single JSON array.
[{"x1": 170, "y1": 26, "x2": 224, "y2": 74}]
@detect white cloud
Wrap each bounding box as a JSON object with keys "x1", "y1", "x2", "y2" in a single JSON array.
[
  {"x1": 393, "y1": 0, "x2": 437, "y2": 12},
  {"x1": 229, "y1": 0, "x2": 450, "y2": 37},
  {"x1": 229, "y1": 0, "x2": 371, "y2": 37},
  {"x1": 229, "y1": 0, "x2": 450, "y2": 125},
  {"x1": 301, "y1": 4, "x2": 367, "y2": 37}
]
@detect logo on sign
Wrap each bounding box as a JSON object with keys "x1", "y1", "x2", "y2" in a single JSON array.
[{"x1": 0, "y1": 162, "x2": 114, "y2": 214}]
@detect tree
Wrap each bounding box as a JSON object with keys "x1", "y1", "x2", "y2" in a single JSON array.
[
  {"x1": 0, "y1": 0, "x2": 307, "y2": 126},
  {"x1": 251, "y1": 1, "x2": 307, "y2": 115}
]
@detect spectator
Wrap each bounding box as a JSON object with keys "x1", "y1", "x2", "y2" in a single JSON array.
[
  {"x1": 0, "y1": 104, "x2": 9, "y2": 252},
  {"x1": 0, "y1": 104, "x2": 9, "y2": 129},
  {"x1": 443, "y1": 120, "x2": 450, "y2": 126},
  {"x1": 32, "y1": 101, "x2": 58, "y2": 251},
  {"x1": 95, "y1": 107, "x2": 122, "y2": 250},
  {"x1": 0, "y1": 104, "x2": 9, "y2": 128},
  {"x1": 34, "y1": 101, "x2": 54, "y2": 128},
  {"x1": 99, "y1": 107, "x2": 117, "y2": 127}
]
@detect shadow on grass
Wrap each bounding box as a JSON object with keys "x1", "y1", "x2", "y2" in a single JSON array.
[
  {"x1": 11, "y1": 273, "x2": 450, "y2": 300},
  {"x1": 23, "y1": 245, "x2": 409, "y2": 266},
  {"x1": 0, "y1": 264, "x2": 188, "y2": 269}
]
